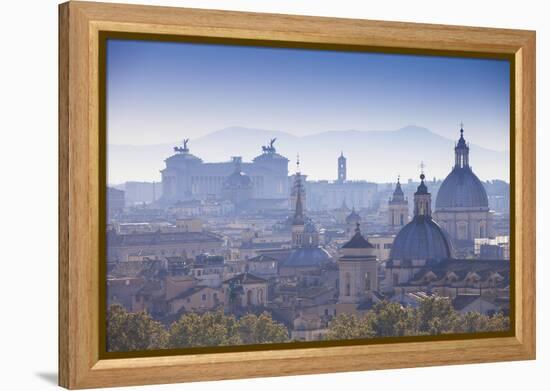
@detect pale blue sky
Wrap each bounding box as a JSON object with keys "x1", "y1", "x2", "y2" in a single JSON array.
[{"x1": 106, "y1": 39, "x2": 510, "y2": 152}]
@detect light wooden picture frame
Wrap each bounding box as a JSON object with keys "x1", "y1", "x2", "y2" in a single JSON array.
[{"x1": 59, "y1": 1, "x2": 536, "y2": 389}]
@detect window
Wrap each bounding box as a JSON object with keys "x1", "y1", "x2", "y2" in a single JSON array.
[
  {"x1": 345, "y1": 273, "x2": 351, "y2": 296},
  {"x1": 393, "y1": 273, "x2": 399, "y2": 286},
  {"x1": 257, "y1": 289, "x2": 264, "y2": 304},
  {"x1": 213, "y1": 293, "x2": 218, "y2": 301},
  {"x1": 365, "y1": 272, "x2": 371, "y2": 291},
  {"x1": 457, "y1": 223, "x2": 468, "y2": 240},
  {"x1": 201, "y1": 294, "x2": 207, "y2": 301}
]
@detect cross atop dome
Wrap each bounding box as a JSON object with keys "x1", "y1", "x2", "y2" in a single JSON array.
[{"x1": 419, "y1": 161, "x2": 426, "y2": 175}]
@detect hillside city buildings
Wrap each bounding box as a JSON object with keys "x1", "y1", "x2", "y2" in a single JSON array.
[{"x1": 107, "y1": 126, "x2": 511, "y2": 341}]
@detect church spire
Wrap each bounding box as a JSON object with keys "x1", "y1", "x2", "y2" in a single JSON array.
[
  {"x1": 391, "y1": 175, "x2": 405, "y2": 201},
  {"x1": 292, "y1": 156, "x2": 305, "y2": 226},
  {"x1": 455, "y1": 123, "x2": 470, "y2": 168},
  {"x1": 338, "y1": 151, "x2": 347, "y2": 183},
  {"x1": 414, "y1": 172, "x2": 431, "y2": 217}
]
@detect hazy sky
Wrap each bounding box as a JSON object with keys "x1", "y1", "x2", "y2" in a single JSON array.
[{"x1": 107, "y1": 39, "x2": 510, "y2": 151}]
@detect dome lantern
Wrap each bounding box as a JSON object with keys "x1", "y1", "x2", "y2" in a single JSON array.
[
  {"x1": 390, "y1": 175, "x2": 452, "y2": 262},
  {"x1": 455, "y1": 123, "x2": 470, "y2": 168}
]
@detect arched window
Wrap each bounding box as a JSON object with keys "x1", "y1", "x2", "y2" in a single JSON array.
[
  {"x1": 246, "y1": 290, "x2": 253, "y2": 305},
  {"x1": 364, "y1": 272, "x2": 371, "y2": 292}
]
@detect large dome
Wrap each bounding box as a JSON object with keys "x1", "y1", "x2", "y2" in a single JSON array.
[
  {"x1": 390, "y1": 216, "x2": 452, "y2": 261},
  {"x1": 283, "y1": 247, "x2": 331, "y2": 267},
  {"x1": 223, "y1": 170, "x2": 252, "y2": 189},
  {"x1": 435, "y1": 167, "x2": 488, "y2": 209}
]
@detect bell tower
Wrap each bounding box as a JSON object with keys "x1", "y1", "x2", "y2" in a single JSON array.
[
  {"x1": 337, "y1": 223, "x2": 378, "y2": 313},
  {"x1": 414, "y1": 173, "x2": 432, "y2": 218},
  {"x1": 291, "y1": 158, "x2": 306, "y2": 248},
  {"x1": 337, "y1": 152, "x2": 347, "y2": 183},
  {"x1": 455, "y1": 124, "x2": 470, "y2": 168},
  {"x1": 388, "y1": 176, "x2": 409, "y2": 229}
]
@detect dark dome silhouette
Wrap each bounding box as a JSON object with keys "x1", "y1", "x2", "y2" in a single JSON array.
[
  {"x1": 435, "y1": 126, "x2": 489, "y2": 210},
  {"x1": 345, "y1": 208, "x2": 361, "y2": 224},
  {"x1": 284, "y1": 247, "x2": 331, "y2": 267},
  {"x1": 390, "y1": 216, "x2": 452, "y2": 261},
  {"x1": 390, "y1": 173, "x2": 452, "y2": 261},
  {"x1": 223, "y1": 170, "x2": 252, "y2": 188},
  {"x1": 435, "y1": 166, "x2": 488, "y2": 209}
]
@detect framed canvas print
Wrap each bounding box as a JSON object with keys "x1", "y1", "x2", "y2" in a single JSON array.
[{"x1": 58, "y1": 1, "x2": 536, "y2": 389}]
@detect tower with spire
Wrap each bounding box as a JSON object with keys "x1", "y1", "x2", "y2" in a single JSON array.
[
  {"x1": 455, "y1": 123, "x2": 470, "y2": 168},
  {"x1": 388, "y1": 170, "x2": 452, "y2": 270},
  {"x1": 290, "y1": 155, "x2": 306, "y2": 212},
  {"x1": 337, "y1": 151, "x2": 347, "y2": 183},
  {"x1": 414, "y1": 172, "x2": 431, "y2": 217},
  {"x1": 337, "y1": 223, "x2": 378, "y2": 312},
  {"x1": 291, "y1": 156, "x2": 306, "y2": 248},
  {"x1": 388, "y1": 175, "x2": 409, "y2": 230}
]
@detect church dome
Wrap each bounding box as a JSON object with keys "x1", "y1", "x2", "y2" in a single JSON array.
[
  {"x1": 223, "y1": 170, "x2": 252, "y2": 189},
  {"x1": 223, "y1": 157, "x2": 252, "y2": 189},
  {"x1": 390, "y1": 215, "x2": 452, "y2": 261},
  {"x1": 283, "y1": 247, "x2": 331, "y2": 267},
  {"x1": 435, "y1": 167, "x2": 488, "y2": 209},
  {"x1": 435, "y1": 125, "x2": 489, "y2": 210},
  {"x1": 345, "y1": 208, "x2": 361, "y2": 224},
  {"x1": 390, "y1": 173, "x2": 452, "y2": 262}
]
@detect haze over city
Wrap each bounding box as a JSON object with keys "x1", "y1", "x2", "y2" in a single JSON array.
[{"x1": 105, "y1": 38, "x2": 511, "y2": 352}]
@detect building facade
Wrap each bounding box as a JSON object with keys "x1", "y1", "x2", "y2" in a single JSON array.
[
  {"x1": 160, "y1": 140, "x2": 289, "y2": 205},
  {"x1": 337, "y1": 223, "x2": 379, "y2": 314},
  {"x1": 433, "y1": 126, "x2": 494, "y2": 250}
]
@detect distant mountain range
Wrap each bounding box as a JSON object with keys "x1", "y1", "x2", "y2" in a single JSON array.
[{"x1": 107, "y1": 126, "x2": 509, "y2": 184}]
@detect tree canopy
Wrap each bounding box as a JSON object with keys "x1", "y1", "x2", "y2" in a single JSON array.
[
  {"x1": 327, "y1": 297, "x2": 509, "y2": 340},
  {"x1": 107, "y1": 297, "x2": 509, "y2": 352},
  {"x1": 106, "y1": 303, "x2": 168, "y2": 352}
]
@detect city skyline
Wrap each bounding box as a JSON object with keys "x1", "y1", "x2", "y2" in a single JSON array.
[
  {"x1": 107, "y1": 125, "x2": 509, "y2": 184},
  {"x1": 105, "y1": 38, "x2": 511, "y2": 351}
]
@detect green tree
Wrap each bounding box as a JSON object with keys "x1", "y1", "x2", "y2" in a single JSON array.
[
  {"x1": 326, "y1": 313, "x2": 376, "y2": 340},
  {"x1": 238, "y1": 312, "x2": 289, "y2": 344},
  {"x1": 325, "y1": 298, "x2": 510, "y2": 341},
  {"x1": 417, "y1": 296, "x2": 460, "y2": 334},
  {"x1": 458, "y1": 311, "x2": 510, "y2": 333},
  {"x1": 106, "y1": 303, "x2": 168, "y2": 352},
  {"x1": 486, "y1": 312, "x2": 510, "y2": 332},
  {"x1": 370, "y1": 301, "x2": 418, "y2": 337},
  {"x1": 168, "y1": 310, "x2": 241, "y2": 348}
]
